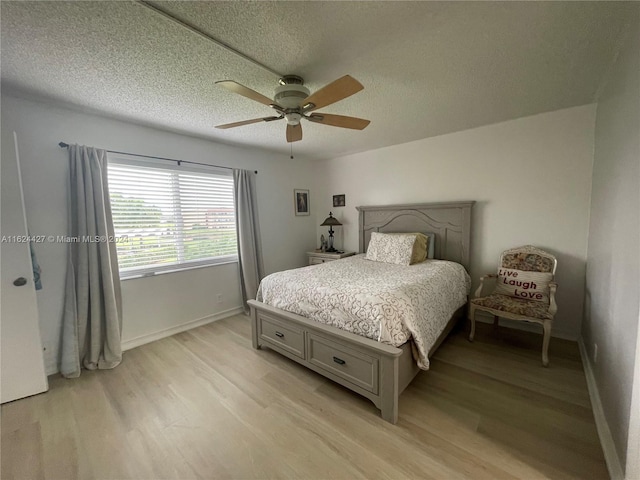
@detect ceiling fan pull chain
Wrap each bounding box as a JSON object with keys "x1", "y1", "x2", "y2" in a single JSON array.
[{"x1": 290, "y1": 143, "x2": 294, "y2": 160}]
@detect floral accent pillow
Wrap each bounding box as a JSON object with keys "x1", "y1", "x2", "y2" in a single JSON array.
[
  {"x1": 365, "y1": 232, "x2": 416, "y2": 266},
  {"x1": 495, "y1": 267, "x2": 553, "y2": 303}
]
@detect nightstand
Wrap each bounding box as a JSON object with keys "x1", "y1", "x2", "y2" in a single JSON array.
[{"x1": 307, "y1": 251, "x2": 356, "y2": 266}]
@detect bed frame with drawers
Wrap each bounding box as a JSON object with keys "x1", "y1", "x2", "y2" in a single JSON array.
[{"x1": 247, "y1": 201, "x2": 474, "y2": 424}]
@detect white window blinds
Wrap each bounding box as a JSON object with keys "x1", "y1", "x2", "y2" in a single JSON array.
[{"x1": 107, "y1": 157, "x2": 237, "y2": 277}]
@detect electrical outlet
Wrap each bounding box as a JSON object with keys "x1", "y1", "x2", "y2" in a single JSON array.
[
  {"x1": 216, "y1": 294, "x2": 223, "y2": 304},
  {"x1": 593, "y1": 343, "x2": 598, "y2": 364}
]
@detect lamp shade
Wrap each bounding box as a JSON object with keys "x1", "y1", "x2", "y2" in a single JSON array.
[{"x1": 320, "y1": 212, "x2": 342, "y2": 226}]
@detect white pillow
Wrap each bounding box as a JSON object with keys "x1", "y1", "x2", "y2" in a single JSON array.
[
  {"x1": 495, "y1": 267, "x2": 553, "y2": 303},
  {"x1": 365, "y1": 232, "x2": 416, "y2": 266},
  {"x1": 388, "y1": 233, "x2": 428, "y2": 264}
]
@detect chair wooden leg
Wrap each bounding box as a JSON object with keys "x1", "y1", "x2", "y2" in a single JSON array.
[
  {"x1": 468, "y1": 304, "x2": 476, "y2": 342},
  {"x1": 542, "y1": 320, "x2": 551, "y2": 367}
]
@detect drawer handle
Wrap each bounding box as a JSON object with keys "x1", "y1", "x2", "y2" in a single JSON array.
[
  {"x1": 275, "y1": 331, "x2": 284, "y2": 338},
  {"x1": 333, "y1": 356, "x2": 346, "y2": 365}
]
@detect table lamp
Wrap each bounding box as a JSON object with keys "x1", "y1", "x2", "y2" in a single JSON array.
[{"x1": 320, "y1": 212, "x2": 342, "y2": 252}]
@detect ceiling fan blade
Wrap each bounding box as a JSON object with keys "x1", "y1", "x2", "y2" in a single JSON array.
[
  {"x1": 307, "y1": 113, "x2": 370, "y2": 130},
  {"x1": 286, "y1": 123, "x2": 303, "y2": 143},
  {"x1": 216, "y1": 80, "x2": 276, "y2": 107},
  {"x1": 215, "y1": 116, "x2": 282, "y2": 129},
  {"x1": 301, "y1": 75, "x2": 364, "y2": 112}
]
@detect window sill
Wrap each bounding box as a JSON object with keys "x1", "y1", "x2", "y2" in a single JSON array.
[{"x1": 120, "y1": 259, "x2": 239, "y2": 281}]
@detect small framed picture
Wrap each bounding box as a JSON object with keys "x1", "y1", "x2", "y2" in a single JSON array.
[
  {"x1": 294, "y1": 189, "x2": 310, "y2": 216},
  {"x1": 333, "y1": 194, "x2": 346, "y2": 207}
]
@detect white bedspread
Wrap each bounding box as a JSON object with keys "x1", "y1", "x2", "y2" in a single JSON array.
[{"x1": 256, "y1": 254, "x2": 471, "y2": 369}]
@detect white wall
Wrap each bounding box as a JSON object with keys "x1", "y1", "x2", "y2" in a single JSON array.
[
  {"x1": 313, "y1": 105, "x2": 596, "y2": 339},
  {"x1": 582, "y1": 13, "x2": 640, "y2": 476},
  {"x1": 1, "y1": 94, "x2": 317, "y2": 374}
]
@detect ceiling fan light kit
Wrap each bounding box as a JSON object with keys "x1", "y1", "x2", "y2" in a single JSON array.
[
  {"x1": 215, "y1": 74, "x2": 370, "y2": 143},
  {"x1": 274, "y1": 75, "x2": 310, "y2": 109},
  {"x1": 285, "y1": 112, "x2": 303, "y2": 126}
]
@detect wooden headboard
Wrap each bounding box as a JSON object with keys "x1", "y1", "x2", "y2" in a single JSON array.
[{"x1": 356, "y1": 201, "x2": 475, "y2": 271}]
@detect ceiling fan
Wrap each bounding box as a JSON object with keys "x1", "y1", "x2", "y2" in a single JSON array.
[{"x1": 214, "y1": 75, "x2": 370, "y2": 143}]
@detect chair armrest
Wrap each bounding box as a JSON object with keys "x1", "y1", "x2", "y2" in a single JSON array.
[
  {"x1": 474, "y1": 274, "x2": 496, "y2": 298},
  {"x1": 548, "y1": 281, "x2": 558, "y2": 315}
]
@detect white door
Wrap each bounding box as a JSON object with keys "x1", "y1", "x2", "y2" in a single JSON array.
[
  {"x1": 626, "y1": 314, "x2": 640, "y2": 479},
  {"x1": 1, "y1": 131, "x2": 48, "y2": 403}
]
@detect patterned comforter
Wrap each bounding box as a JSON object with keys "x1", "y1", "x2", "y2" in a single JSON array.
[{"x1": 256, "y1": 254, "x2": 471, "y2": 369}]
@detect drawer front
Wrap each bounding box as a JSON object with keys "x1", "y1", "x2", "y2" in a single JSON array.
[
  {"x1": 259, "y1": 314, "x2": 305, "y2": 359},
  {"x1": 307, "y1": 333, "x2": 379, "y2": 394},
  {"x1": 309, "y1": 257, "x2": 328, "y2": 265}
]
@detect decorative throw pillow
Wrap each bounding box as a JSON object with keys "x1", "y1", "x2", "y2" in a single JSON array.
[
  {"x1": 495, "y1": 267, "x2": 553, "y2": 303},
  {"x1": 389, "y1": 232, "x2": 429, "y2": 264},
  {"x1": 424, "y1": 233, "x2": 436, "y2": 259},
  {"x1": 412, "y1": 233, "x2": 429, "y2": 263},
  {"x1": 365, "y1": 232, "x2": 416, "y2": 266}
]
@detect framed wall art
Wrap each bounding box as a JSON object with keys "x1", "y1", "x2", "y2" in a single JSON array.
[
  {"x1": 333, "y1": 194, "x2": 346, "y2": 207},
  {"x1": 294, "y1": 189, "x2": 310, "y2": 216}
]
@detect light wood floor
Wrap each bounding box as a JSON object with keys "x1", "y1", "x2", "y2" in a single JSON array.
[{"x1": 1, "y1": 316, "x2": 607, "y2": 480}]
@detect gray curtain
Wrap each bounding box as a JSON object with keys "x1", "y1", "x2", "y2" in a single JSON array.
[
  {"x1": 60, "y1": 145, "x2": 122, "y2": 378},
  {"x1": 233, "y1": 169, "x2": 264, "y2": 311}
]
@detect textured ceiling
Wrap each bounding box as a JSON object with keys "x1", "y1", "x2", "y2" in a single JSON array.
[{"x1": 1, "y1": 1, "x2": 635, "y2": 160}]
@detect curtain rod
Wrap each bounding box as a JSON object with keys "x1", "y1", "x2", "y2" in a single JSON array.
[{"x1": 58, "y1": 142, "x2": 257, "y2": 174}]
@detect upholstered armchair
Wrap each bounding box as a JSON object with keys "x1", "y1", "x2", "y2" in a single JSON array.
[{"x1": 468, "y1": 246, "x2": 558, "y2": 366}]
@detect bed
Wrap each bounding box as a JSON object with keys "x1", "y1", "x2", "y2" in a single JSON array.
[{"x1": 247, "y1": 201, "x2": 474, "y2": 423}]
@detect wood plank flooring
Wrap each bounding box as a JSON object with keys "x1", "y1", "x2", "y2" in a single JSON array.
[{"x1": 1, "y1": 316, "x2": 608, "y2": 479}]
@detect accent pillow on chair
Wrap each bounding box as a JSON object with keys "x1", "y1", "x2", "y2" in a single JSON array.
[{"x1": 495, "y1": 268, "x2": 553, "y2": 303}]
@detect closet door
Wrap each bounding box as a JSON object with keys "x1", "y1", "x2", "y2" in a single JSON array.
[{"x1": 1, "y1": 131, "x2": 48, "y2": 403}]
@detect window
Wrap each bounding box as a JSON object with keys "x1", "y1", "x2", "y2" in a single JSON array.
[{"x1": 107, "y1": 155, "x2": 237, "y2": 278}]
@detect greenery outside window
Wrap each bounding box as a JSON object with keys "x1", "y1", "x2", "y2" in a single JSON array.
[{"x1": 107, "y1": 155, "x2": 237, "y2": 278}]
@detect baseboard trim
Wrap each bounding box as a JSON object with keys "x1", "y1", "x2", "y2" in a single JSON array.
[
  {"x1": 578, "y1": 337, "x2": 624, "y2": 480},
  {"x1": 121, "y1": 306, "x2": 245, "y2": 351}
]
